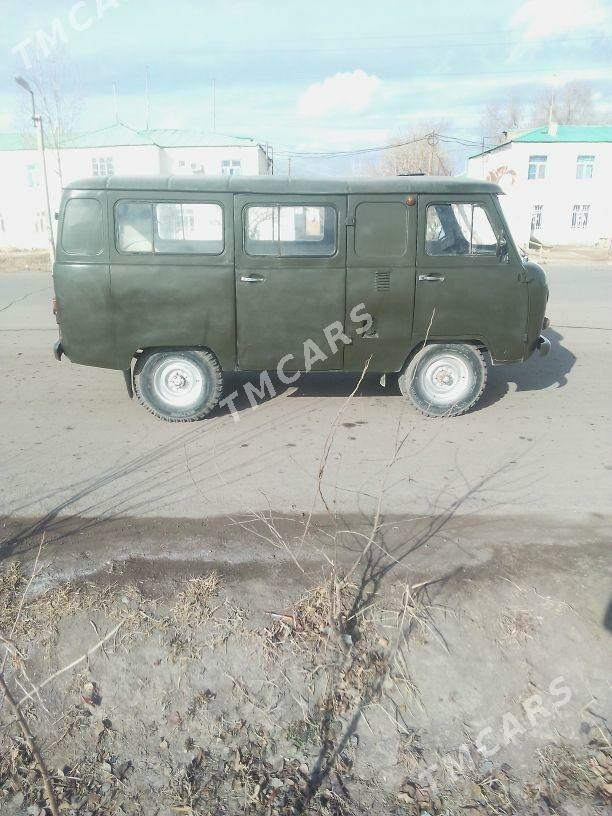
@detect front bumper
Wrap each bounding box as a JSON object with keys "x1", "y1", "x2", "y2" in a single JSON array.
[
  {"x1": 53, "y1": 339, "x2": 64, "y2": 361},
  {"x1": 536, "y1": 335, "x2": 550, "y2": 357}
]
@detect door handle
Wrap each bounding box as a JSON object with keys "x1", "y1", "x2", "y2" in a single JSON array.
[
  {"x1": 418, "y1": 274, "x2": 445, "y2": 282},
  {"x1": 240, "y1": 274, "x2": 265, "y2": 283}
]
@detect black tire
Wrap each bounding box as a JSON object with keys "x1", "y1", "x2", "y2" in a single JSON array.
[
  {"x1": 398, "y1": 343, "x2": 487, "y2": 417},
  {"x1": 134, "y1": 349, "x2": 223, "y2": 422}
]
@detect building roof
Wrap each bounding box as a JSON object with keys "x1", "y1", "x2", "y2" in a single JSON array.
[
  {"x1": 65, "y1": 174, "x2": 503, "y2": 195},
  {"x1": 513, "y1": 125, "x2": 612, "y2": 143},
  {"x1": 0, "y1": 133, "x2": 37, "y2": 150},
  {"x1": 470, "y1": 124, "x2": 612, "y2": 158},
  {"x1": 0, "y1": 124, "x2": 263, "y2": 151}
]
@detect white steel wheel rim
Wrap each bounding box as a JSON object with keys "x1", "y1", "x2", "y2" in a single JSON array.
[
  {"x1": 418, "y1": 353, "x2": 473, "y2": 407},
  {"x1": 153, "y1": 358, "x2": 205, "y2": 409}
]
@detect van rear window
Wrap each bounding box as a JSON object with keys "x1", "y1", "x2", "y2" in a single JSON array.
[
  {"x1": 115, "y1": 200, "x2": 224, "y2": 255},
  {"x1": 62, "y1": 198, "x2": 103, "y2": 256}
]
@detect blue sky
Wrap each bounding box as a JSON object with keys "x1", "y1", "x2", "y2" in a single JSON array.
[{"x1": 1, "y1": 0, "x2": 611, "y2": 174}]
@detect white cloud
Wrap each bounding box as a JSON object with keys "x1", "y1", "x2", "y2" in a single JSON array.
[
  {"x1": 297, "y1": 70, "x2": 381, "y2": 118},
  {"x1": 510, "y1": 0, "x2": 607, "y2": 40}
]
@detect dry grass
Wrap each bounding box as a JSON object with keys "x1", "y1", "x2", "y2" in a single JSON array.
[
  {"x1": 535, "y1": 742, "x2": 612, "y2": 804},
  {"x1": 498, "y1": 609, "x2": 541, "y2": 646},
  {"x1": 171, "y1": 572, "x2": 223, "y2": 628}
]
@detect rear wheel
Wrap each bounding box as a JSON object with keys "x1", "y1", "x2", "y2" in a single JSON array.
[
  {"x1": 134, "y1": 349, "x2": 223, "y2": 422},
  {"x1": 398, "y1": 343, "x2": 487, "y2": 417}
]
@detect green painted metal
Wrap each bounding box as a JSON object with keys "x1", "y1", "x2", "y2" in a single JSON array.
[
  {"x1": 414, "y1": 193, "x2": 528, "y2": 364},
  {"x1": 470, "y1": 124, "x2": 612, "y2": 159},
  {"x1": 65, "y1": 175, "x2": 503, "y2": 195},
  {"x1": 514, "y1": 125, "x2": 612, "y2": 143},
  {"x1": 53, "y1": 177, "x2": 548, "y2": 380}
]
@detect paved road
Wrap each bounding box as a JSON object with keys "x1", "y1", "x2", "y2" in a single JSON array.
[{"x1": 1, "y1": 261, "x2": 611, "y2": 548}]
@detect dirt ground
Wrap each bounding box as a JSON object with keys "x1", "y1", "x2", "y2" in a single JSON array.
[
  {"x1": 1, "y1": 250, "x2": 610, "y2": 814},
  {"x1": 0, "y1": 250, "x2": 50, "y2": 275},
  {"x1": 0, "y1": 518, "x2": 610, "y2": 816}
]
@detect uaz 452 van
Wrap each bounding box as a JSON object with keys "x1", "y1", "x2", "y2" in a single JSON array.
[{"x1": 52, "y1": 175, "x2": 549, "y2": 420}]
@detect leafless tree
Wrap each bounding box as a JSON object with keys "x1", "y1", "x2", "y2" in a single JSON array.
[
  {"x1": 18, "y1": 51, "x2": 82, "y2": 186},
  {"x1": 482, "y1": 97, "x2": 527, "y2": 143},
  {"x1": 531, "y1": 81, "x2": 595, "y2": 126},
  {"x1": 376, "y1": 121, "x2": 452, "y2": 177},
  {"x1": 482, "y1": 81, "x2": 597, "y2": 143}
]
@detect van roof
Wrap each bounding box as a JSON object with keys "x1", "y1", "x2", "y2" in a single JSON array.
[{"x1": 65, "y1": 175, "x2": 503, "y2": 195}]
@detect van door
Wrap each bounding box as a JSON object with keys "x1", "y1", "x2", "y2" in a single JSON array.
[
  {"x1": 53, "y1": 190, "x2": 112, "y2": 368},
  {"x1": 108, "y1": 191, "x2": 236, "y2": 372},
  {"x1": 234, "y1": 194, "x2": 347, "y2": 371},
  {"x1": 345, "y1": 195, "x2": 416, "y2": 372},
  {"x1": 414, "y1": 194, "x2": 527, "y2": 363}
]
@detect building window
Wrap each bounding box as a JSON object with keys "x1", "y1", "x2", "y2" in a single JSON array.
[
  {"x1": 91, "y1": 156, "x2": 114, "y2": 177},
  {"x1": 190, "y1": 162, "x2": 205, "y2": 174},
  {"x1": 576, "y1": 155, "x2": 594, "y2": 179},
  {"x1": 222, "y1": 159, "x2": 242, "y2": 176},
  {"x1": 571, "y1": 204, "x2": 590, "y2": 229},
  {"x1": 527, "y1": 155, "x2": 547, "y2": 180},
  {"x1": 34, "y1": 211, "x2": 45, "y2": 233},
  {"x1": 27, "y1": 163, "x2": 40, "y2": 188},
  {"x1": 531, "y1": 204, "x2": 543, "y2": 231}
]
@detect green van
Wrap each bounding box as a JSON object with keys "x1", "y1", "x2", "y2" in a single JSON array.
[{"x1": 52, "y1": 175, "x2": 549, "y2": 421}]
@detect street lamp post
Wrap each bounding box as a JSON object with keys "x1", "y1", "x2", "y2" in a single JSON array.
[{"x1": 15, "y1": 76, "x2": 56, "y2": 264}]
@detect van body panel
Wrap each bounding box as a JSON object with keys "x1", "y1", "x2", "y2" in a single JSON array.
[
  {"x1": 345, "y1": 195, "x2": 417, "y2": 372},
  {"x1": 107, "y1": 190, "x2": 236, "y2": 371},
  {"x1": 53, "y1": 189, "x2": 113, "y2": 367},
  {"x1": 53, "y1": 262, "x2": 114, "y2": 367},
  {"x1": 414, "y1": 193, "x2": 528, "y2": 363},
  {"x1": 233, "y1": 193, "x2": 347, "y2": 371}
]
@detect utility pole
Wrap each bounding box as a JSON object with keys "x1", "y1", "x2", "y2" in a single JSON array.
[
  {"x1": 112, "y1": 82, "x2": 119, "y2": 124},
  {"x1": 427, "y1": 131, "x2": 438, "y2": 175},
  {"x1": 287, "y1": 157, "x2": 292, "y2": 178},
  {"x1": 145, "y1": 66, "x2": 150, "y2": 131},
  {"x1": 212, "y1": 79, "x2": 216, "y2": 132},
  {"x1": 15, "y1": 76, "x2": 55, "y2": 264}
]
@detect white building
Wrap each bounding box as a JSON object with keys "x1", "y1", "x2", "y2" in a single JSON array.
[
  {"x1": 467, "y1": 125, "x2": 612, "y2": 248},
  {"x1": 0, "y1": 124, "x2": 273, "y2": 249}
]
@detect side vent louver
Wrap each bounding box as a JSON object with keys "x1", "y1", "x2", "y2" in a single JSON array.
[{"x1": 375, "y1": 270, "x2": 391, "y2": 292}]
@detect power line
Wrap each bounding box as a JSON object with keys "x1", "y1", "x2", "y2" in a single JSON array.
[
  {"x1": 274, "y1": 131, "x2": 498, "y2": 159},
  {"x1": 169, "y1": 32, "x2": 612, "y2": 57}
]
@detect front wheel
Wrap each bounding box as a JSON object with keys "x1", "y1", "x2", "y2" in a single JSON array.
[
  {"x1": 398, "y1": 343, "x2": 487, "y2": 417},
  {"x1": 134, "y1": 349, "x2": 223, "y2": 422}
]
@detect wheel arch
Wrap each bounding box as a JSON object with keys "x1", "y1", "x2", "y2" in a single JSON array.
[
  {"x1": 398, "y1": 338, "x2": 490, "y2": 373},
  {"x1": 132, "y1": 345, "x2": 223, "y2": 377}
]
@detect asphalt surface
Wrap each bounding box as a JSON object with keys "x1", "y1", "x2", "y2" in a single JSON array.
[{"x1": 1, "y1": 260, "x2": 611, "y2": 554}]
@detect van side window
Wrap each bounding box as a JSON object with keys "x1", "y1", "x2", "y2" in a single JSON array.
[
  {"x1": 62, "y1": 198, "x2": 103, "y2": 256},
  {"x1": 355, "y1": 202, "x2": 407, "y2": 258},
  {"x1": 116, "y1": 201, "x2": 153, "y2": 253},
  {"x1": 245, "y1": 205, "x2": 336, "y2": 257},
  {"x1": 155, "y1": 203, "x2": 223, "y2": 254},
  {"x1": 426, "y1": 203, "x2": 497, "y2": 256}
]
